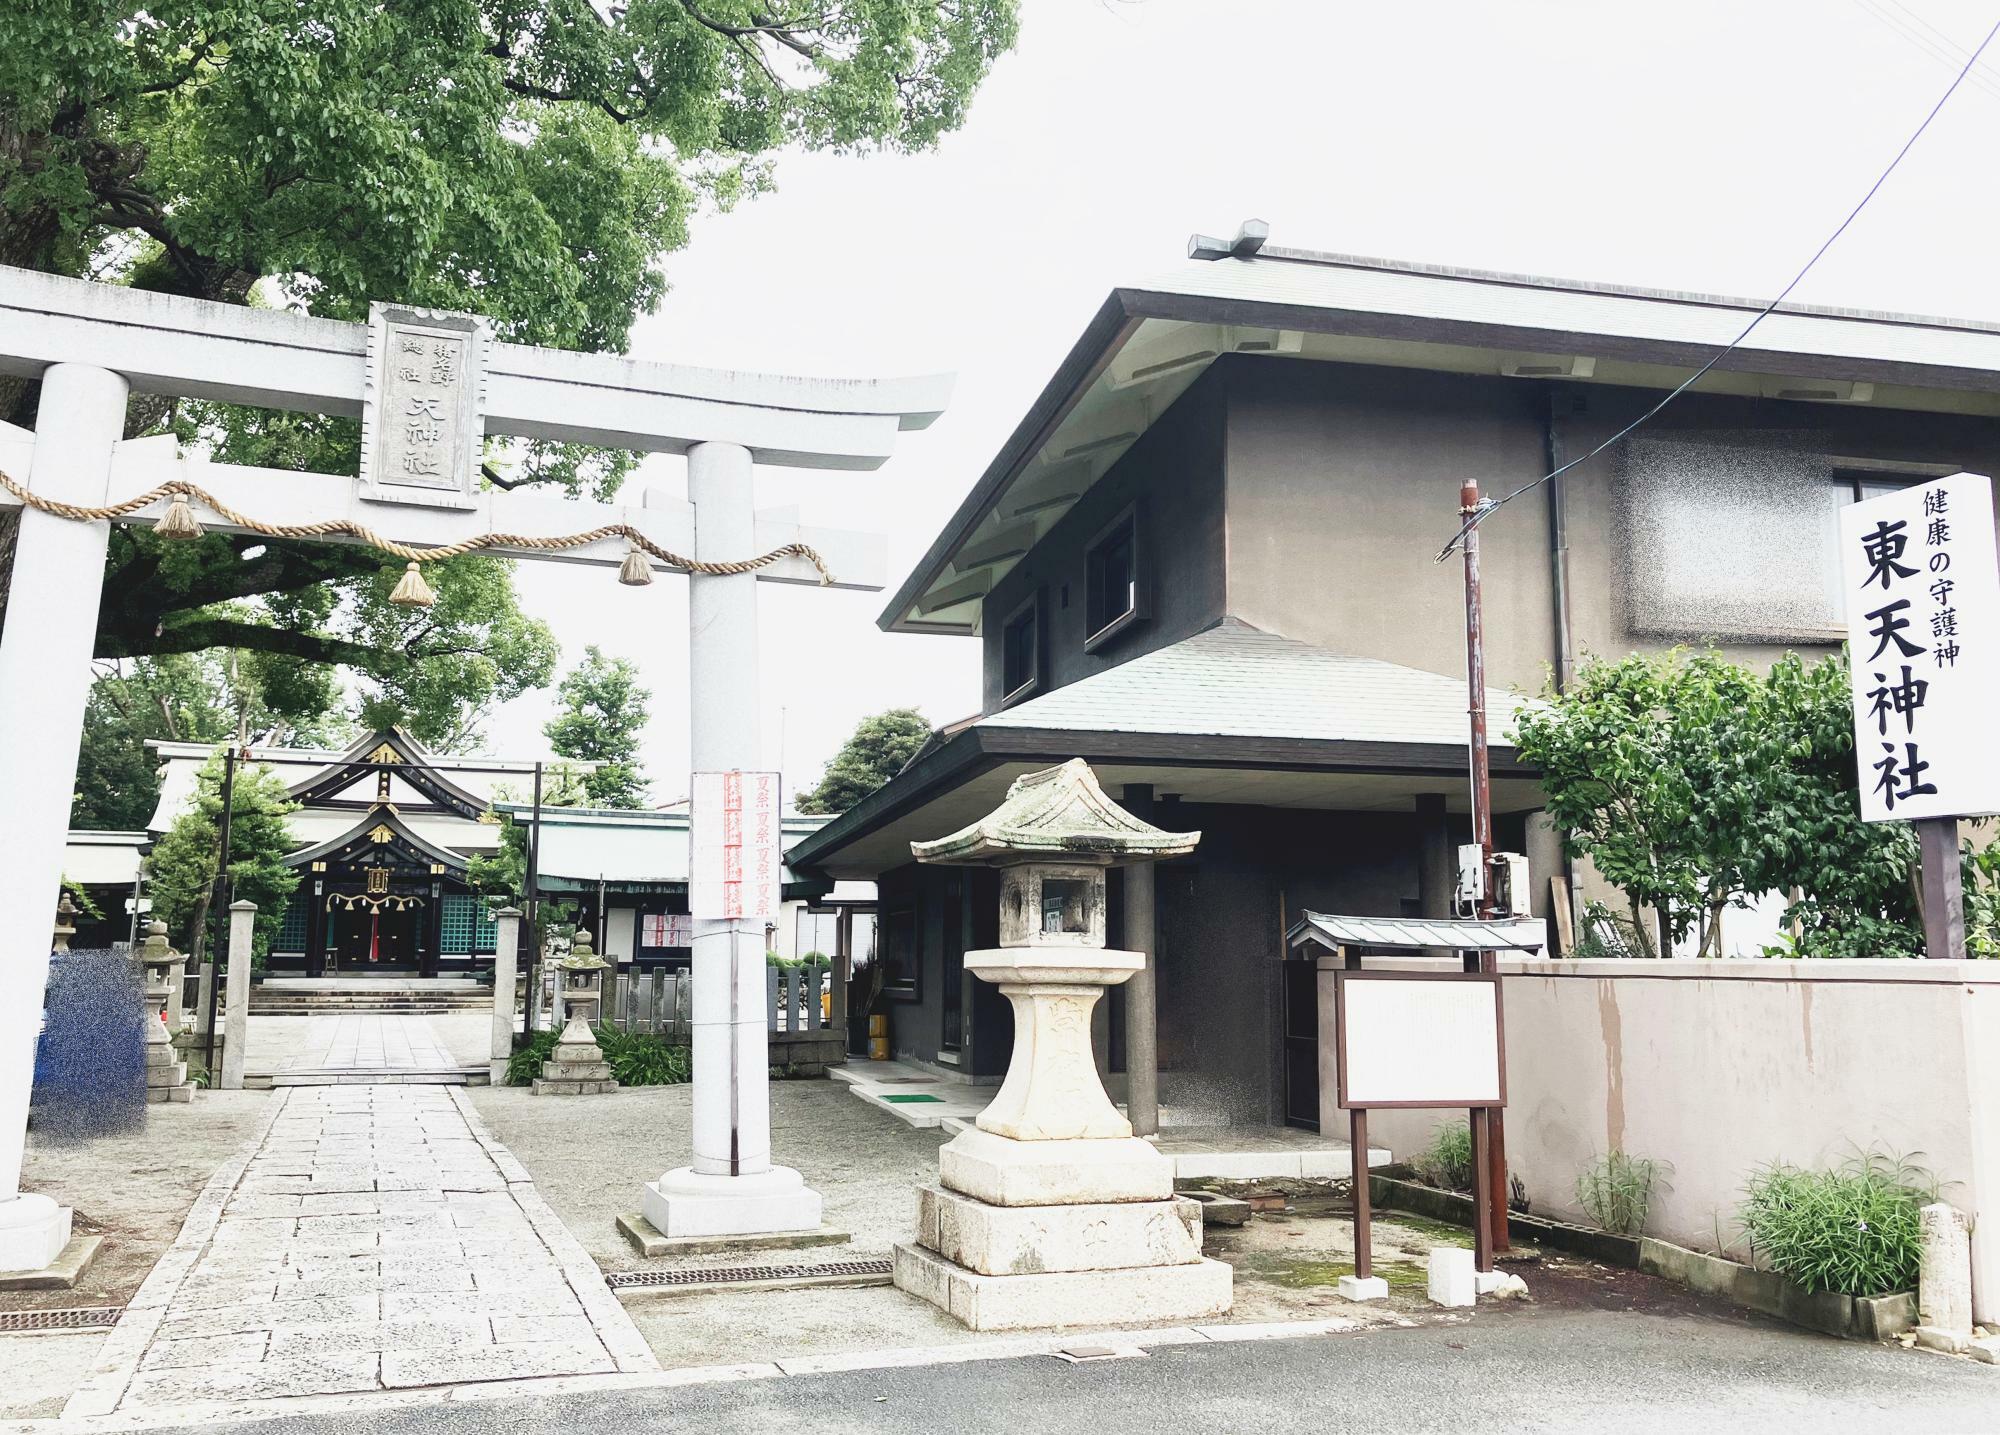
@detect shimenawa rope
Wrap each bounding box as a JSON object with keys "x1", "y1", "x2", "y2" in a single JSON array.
[{"x1": 0, "y1": 465, "x2": 833, "y2": 606}]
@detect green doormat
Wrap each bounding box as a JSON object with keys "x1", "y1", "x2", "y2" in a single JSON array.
[{"x1": 879, "y1": 1093, "x2": 945, "y2": 1104}]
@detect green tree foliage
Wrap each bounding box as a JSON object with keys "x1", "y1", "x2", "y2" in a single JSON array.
[
  {"x1": 146, "y1": 751, "x2": 301, "y2": 958},
  {"x1": 795, "y1": 707, "x2": 930, "y2": 814},
  {"x1": 1515, "y1": 649, "x2": 1921, "y2": 959},
  {"x1": 544, "y1": 645, "x2": 650, "y2": 808},
  {"x1": 73, "y1": 648, "x2": 345, "y2": 830},
  {"x1": 1, "y1": 0, "x2": 1017, "y2": 683}
]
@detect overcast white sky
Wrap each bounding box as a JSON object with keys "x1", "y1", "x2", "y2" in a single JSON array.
[{"x1": 479, "y1": 0, "x2": 2000, "y2": 805}]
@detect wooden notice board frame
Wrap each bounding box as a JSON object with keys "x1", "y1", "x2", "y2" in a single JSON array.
[
  {"x1": 1333, "y1": 970, "x2": 1505, "y2": 1110},
  {"x1": 1331, "y1": 964, "x2": 1509, "y2": 1281}
]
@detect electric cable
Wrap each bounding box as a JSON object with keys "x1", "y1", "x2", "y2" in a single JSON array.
[{"x1": 1437, "y1": 9, "x2": 2000, "y2": 563}]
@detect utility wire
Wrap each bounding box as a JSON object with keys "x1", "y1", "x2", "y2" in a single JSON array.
[{"x1": 1436, "y1": 10, "x2": 2000, "y2": 563}]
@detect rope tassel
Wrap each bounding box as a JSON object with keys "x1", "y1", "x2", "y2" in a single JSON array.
[
  {"x1": 617, "y1": 540, "x2": 653, "y2": 587},
  {"x1": 389, "y1": 561, "x2": 436, "y2": 609},
  {"x1": 153, "y1": 490, "x2": 205, "y2": 541}
]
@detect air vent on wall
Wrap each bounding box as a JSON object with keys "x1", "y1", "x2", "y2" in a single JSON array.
[
  {"x1": 1760, "y1": 378, "x2": 1874, "y2": 404},
  {"x1": 1499, "y1": 355, "x2": 1596, "y2": 379}
]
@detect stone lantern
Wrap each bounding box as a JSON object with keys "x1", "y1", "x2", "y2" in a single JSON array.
[
  {"x1": 51, "y1": 893, "x2": 77, "y2": 954},
  {"x1": 533, "y1": 928, "x2": 618, "y2": 1095},
  {"x1": 891, "y1": 759, "x2": 1232, "y2": 1330},
  {"x1": 135, "y1": 920, "x2": 193, "y2": 1104}
]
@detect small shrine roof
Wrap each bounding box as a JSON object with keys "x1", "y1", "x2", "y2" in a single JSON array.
[{"x1": 911, "y1": 758, "x2": 1199, "y2": 866}]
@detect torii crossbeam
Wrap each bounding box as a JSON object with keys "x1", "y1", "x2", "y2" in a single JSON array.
[{"x1": 0, "y1": 265, "x2": 949, "y2": 1273}]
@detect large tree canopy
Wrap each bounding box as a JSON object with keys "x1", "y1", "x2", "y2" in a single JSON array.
[
  {"x1": 0, "y1": 0, "x2": 1017, "y2": 689},
  {"x1": 795, "y1": 706, "x2": 929, "y2": 814},
  {"x1": 544, "y1": 644, "x2": 651, "y2": 808}
]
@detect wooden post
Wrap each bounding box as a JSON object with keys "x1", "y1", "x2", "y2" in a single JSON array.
[
  {"x1": 1469, "y1": 1106, "x2": 1495, "y2": 1274},
  {"x1": 1350, "y1": 1107, "x2": 1373, "y2": 1281},
  {"x1": 1919, "y1": 817, "x2": 1966, "y2": 960}
]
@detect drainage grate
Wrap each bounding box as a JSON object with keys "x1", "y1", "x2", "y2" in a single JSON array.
[
  {"x1": 0, "y1": 1306, "x2": 122, "y2": 1333},
  {"x1": 606, "y1": 1258, "x2": 892, "y2": 1290}
]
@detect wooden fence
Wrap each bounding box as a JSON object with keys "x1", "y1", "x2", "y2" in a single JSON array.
[{"x1": 534, "y1": 959, "x2": 847, "y2": 1074}]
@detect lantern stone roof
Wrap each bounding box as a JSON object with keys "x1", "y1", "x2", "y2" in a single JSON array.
[{"x1": 911, "y1": 759, "x2": 1199, "y2": 866}]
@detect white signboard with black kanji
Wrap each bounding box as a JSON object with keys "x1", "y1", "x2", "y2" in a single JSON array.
[
  {"x1": 1840, "y1": 473, "x2": 2000, "y2": 822},
  {"x1": 689, "y1": 771, "x2": 783, "y2": 921},
  {"x1": 359, "y1": 303, "x2": 489, "y2": 510}
]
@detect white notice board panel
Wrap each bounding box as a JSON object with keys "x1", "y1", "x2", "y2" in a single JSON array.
[
  {"x1": 689, "y1": 771, "x2": 782, "y2": 921},
  {"x1": 1335, "y1": 973, "x2": 1503, "y2": 1109},
  {"x1": 1839, "y1": 473, "x2": 2000, "y2": 822}
]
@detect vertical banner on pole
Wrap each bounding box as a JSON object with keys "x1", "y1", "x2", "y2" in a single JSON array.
[
  {"x1": 690, "y1": 771, "x2": 783, "y2": 921},
  {"x1": 1840, "y1": 473, "x2": 2000, "y2": 823}
]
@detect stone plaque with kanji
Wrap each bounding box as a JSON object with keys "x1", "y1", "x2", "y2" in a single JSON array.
[{"x1": 360, "y1": 303, "x2": 489, "y2": 509}]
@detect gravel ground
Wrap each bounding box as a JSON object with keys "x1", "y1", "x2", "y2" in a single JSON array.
[{"x1": 465, "y1": 1077, "x2": 949, "y2": 1269}]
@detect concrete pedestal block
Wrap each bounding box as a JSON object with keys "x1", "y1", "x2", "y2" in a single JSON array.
[
  {"x1": 1429, "y1": 1247, "x2": 1476, "y2": 1308},
  {"x1": 641, "y1": 1164, "x2": 823, "y2": 1240},
  {"x1": 893, "y1": 1240, "x2": 1231, "y2": 1331},
  {"x1": 938, "y1": 1126, "x2": 1173, "y2": 1208},
  {"x1": 1338, "y1": 1274, "x2": 1388, "y2": 1302},
  {"x1": 0, "y1": 1194, "x2": 72, "y2": 1276},
  {"x1": 917, "y1": 1184, "x2": 1202, "y2": 1276}
]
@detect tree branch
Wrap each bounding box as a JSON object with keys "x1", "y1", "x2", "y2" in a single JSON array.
[{"x1": 106, "y1": 616, "x2": 389, "y2": 669}]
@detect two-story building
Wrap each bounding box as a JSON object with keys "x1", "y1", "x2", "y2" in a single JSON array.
[{"x1": 786, "y1": 234, "x2": 2000, "y2": 1129}]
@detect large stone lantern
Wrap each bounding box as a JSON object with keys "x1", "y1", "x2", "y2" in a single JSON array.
[
  {"x1": 135, "y1": 920, "x2": 193, "y2": 1104},
  {"x1": 891, "y1": 759, "x2": 1232, "y2": 1330}
]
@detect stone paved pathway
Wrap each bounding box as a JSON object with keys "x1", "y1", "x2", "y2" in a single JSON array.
[
  {"x1": 68, "y1": 1084, "x2": 656, "y2": 1416},
  {"x1": 287, "y1": 1014, "x2": 462, "y2": 1074}
]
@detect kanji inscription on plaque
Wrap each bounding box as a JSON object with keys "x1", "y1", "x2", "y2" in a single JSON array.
[{"x1": 360, "y1": 303, "x2": 489, "y2": 509}]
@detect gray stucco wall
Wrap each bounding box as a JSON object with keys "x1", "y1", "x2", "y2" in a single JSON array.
[
  {"x1": 1219, "y1": 359, "x2": 2000, "y2": 693},
  {"x1": 978, "y1": 366, "x2": 1228, "y2": 711}
]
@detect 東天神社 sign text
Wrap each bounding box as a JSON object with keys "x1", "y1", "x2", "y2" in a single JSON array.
[{"x1": 1840, "y1": 472, "x2": 2000, "y2": 822}]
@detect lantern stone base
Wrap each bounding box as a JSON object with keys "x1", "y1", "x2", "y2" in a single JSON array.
[
  {"x1": 641, "y1": 1165, "x2": 824, "y2": 1240},
  {"x1": 897, "y1": 1126, "x2": 1233, "y2": 1330},
  {"x1": 0, "y1": 1194, "x2": 72, "y2": 1277},
  {"x1": 939, "y1": 1126, "x2": 1173, "y2": 1207},
  {"x1": 145, "y1": 1042, "x2": 194, "y2": 1104},
  {"x1": 917, "y1": 1183, "x2": 1204, "y2": 1275},
  {"x1": 892, "y1": 1241, "x2": 1233, "y2": 1332},
  {"x1": 532, "y1": 1020, "x2": 619, "y2": 1096}
]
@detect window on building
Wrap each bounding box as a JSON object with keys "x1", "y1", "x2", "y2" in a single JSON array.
[
  {"x1": 1084, "y1": 506, "x2": 1144, "y2": 650},
  {"x1": 796, "y1": 906, "x2": 839, "y2": 960},
  {"x1": 274, "y1": 900, "x2": 307, "y2": 954},
  {"x1": 1000, "y1": 592, "x2": 1042, "y2": 704},
  {"x1": 1818, "y1": 472, "x2": 1920, "y2": 621},
  {"x1": 880, "y1": 907, "x2": 918, "y2": 999}
]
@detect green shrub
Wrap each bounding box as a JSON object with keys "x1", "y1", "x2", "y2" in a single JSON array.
[
  {"x1": 1413, "y1": 1120, "x2": 1474, "y2": 1192},
  {"x1": 1739, "y1": 1153, "x2": 1935, "y2": 1295},
  {"x1": 505, "y1": 1026, "x2": 691, "y2": 1087},
  {"x1": 1576, "y1": 1151, "x2": 1670, "y2": 1236}
]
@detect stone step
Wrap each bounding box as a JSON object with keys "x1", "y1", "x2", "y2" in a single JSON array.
[
  {"x1": 917, "y1": 1183, "x2": 1202, "y2": 1276},
  {"x1": 892, "y1": 1241, "x2": 1232, "y2": 1332}
]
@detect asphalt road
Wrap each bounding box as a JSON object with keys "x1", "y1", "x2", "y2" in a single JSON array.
[{"x1": 127, "y1": 1302, "x2": 2000, "y2": 1435}]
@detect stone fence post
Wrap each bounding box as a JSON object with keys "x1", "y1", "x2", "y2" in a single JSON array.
[
  {"x1": 491, "y1": 908, "x2": 522, "y2": 1084},
  {"x1": 220, "y1": 901, "x2": 255, "y2": 1091}
]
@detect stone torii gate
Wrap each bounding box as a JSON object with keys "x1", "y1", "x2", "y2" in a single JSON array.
[{"x1": 0, "y1": 265, "x2": 948, "y2": 1273}]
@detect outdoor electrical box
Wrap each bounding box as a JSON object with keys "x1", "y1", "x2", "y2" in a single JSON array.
[
  {"x1": 1493, "y1": 853, "x2": 1532, "y2": 918},
  {"x1": 1454, "y1": 844, "x2": 1485, "y2": 912}
]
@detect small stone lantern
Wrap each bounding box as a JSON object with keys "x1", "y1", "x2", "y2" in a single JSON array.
[
  {"x1": 891, "y1": 759, "x2": 1232, "y2": 1330},
  {"x1": 534, "y1": 928, "x2": 618, "y2": 1095},
  {"x1": 135, "y1": 919, "x2": 193, "y2": 1104},
  {"x1": 51, "y1": 893, "x2": 77, "y2": 954}
]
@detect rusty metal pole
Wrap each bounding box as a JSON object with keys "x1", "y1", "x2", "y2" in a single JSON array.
[{"x1": 1459, "y1": 478, "x2": 1511, "y2": 1258}]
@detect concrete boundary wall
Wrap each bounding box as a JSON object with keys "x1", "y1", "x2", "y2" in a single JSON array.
[{"x1": 1346, "y1": 959, "x2": 2000, "y2": 1322}]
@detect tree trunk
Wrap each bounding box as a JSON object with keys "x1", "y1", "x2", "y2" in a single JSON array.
[{"x1": 1627, "y1": 894, "x2": 1657, "y2": 960}]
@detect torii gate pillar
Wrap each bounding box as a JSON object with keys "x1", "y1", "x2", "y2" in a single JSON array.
[
  {"x1": 0, "y1": 363, "x2": 126, "y2": 1273},
  {"x1": 641, "y1": 440, "x2": 823, "y2": 1238}
]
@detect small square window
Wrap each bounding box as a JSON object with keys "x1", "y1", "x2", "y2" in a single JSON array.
[
  {"x1": 1039, "y1": 878, "x2": 1090, "y2": 935},
  {"x1": 1084, "y1": 507, "x2": 1145, "y2": 650},
  {"x1": 1001, "y1": 593, "x2": 1041, "y2": 704}
]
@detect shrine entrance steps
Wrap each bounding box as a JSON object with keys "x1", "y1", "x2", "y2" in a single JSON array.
[{"x1": 250, "y1": 978, "x2": 492, "y2": 1016}]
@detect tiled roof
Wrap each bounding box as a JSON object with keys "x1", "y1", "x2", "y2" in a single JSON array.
[{"x1": 976, "y1": 619, "x2": 1534, "y2": 747}]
